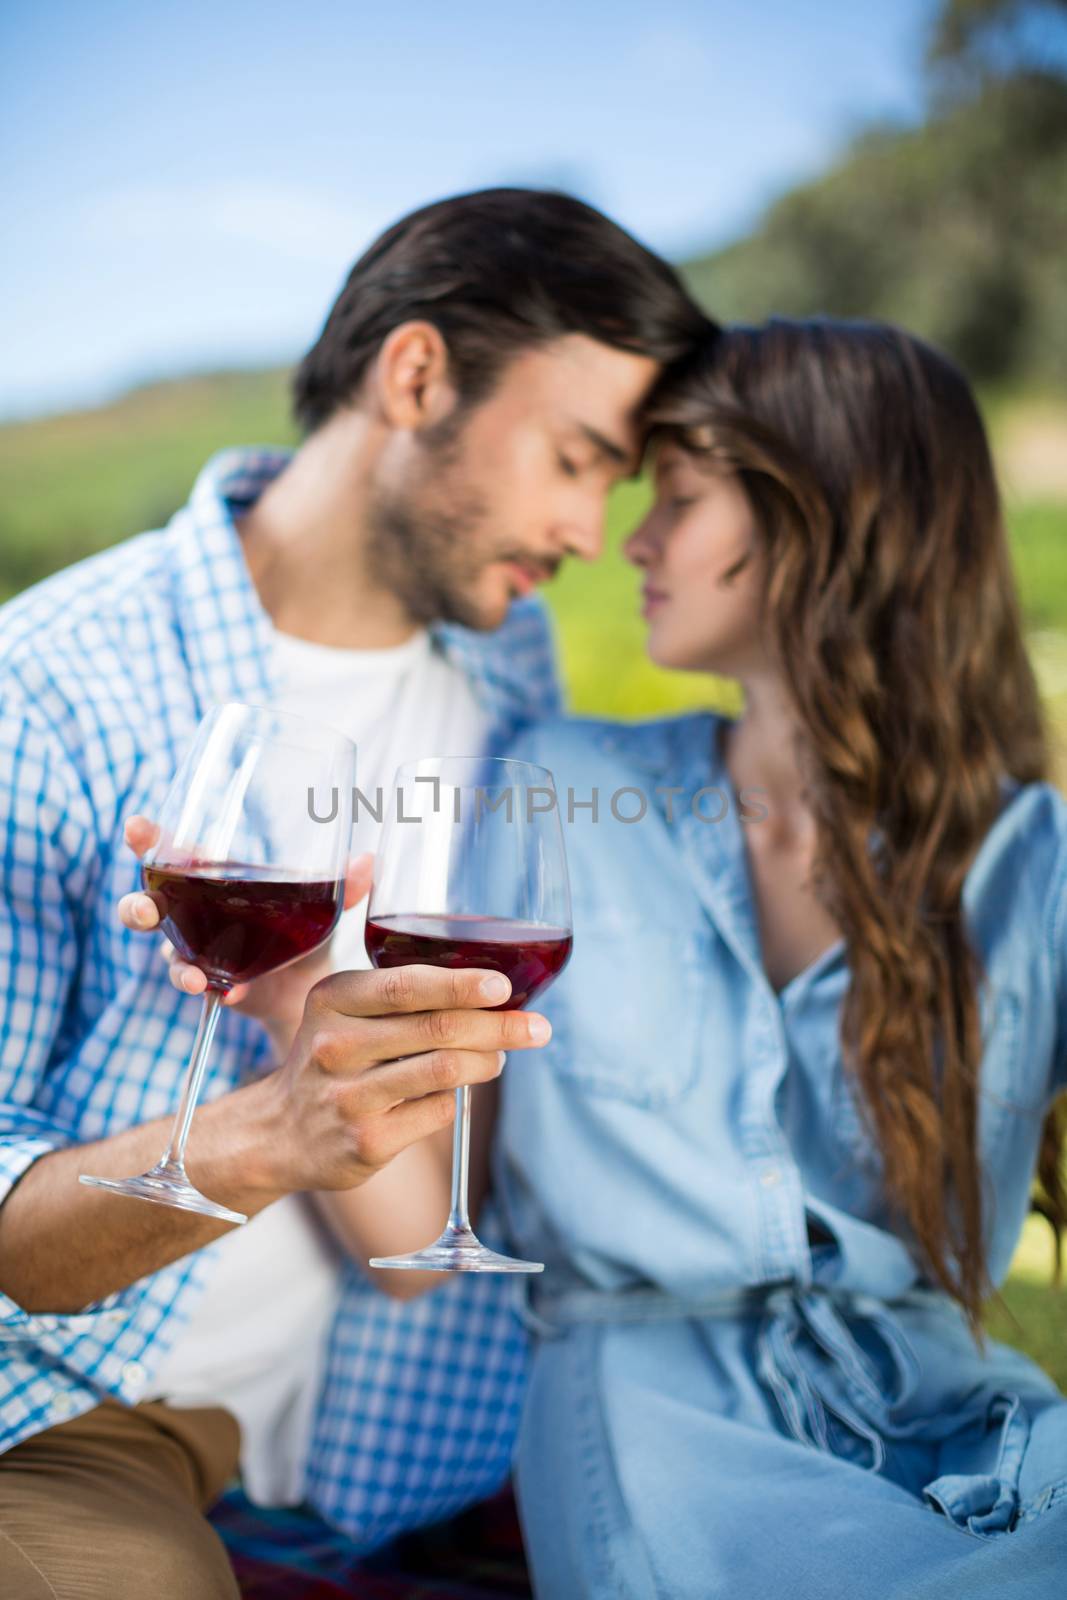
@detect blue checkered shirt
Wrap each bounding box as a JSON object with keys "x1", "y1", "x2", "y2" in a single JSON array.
[{"x1": 0, "y1": 448, "x2": 562, "y2": 1547}]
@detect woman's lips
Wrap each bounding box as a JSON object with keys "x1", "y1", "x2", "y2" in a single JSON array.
[{"x1": 641, "y1": 586, "x2": 669, "y2": 619}]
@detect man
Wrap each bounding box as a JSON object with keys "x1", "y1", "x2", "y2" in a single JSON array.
[{"x1": 0, "y1": 187, "x2": 713, "y2": 1595}]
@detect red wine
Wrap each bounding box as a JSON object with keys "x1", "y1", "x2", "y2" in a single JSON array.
[
  {"x1": 364, "y1": 913, "x2": 573, "y2": 1010},
  {"x1": 142, "y1": 862, "x2": 342, "y2": 988}
]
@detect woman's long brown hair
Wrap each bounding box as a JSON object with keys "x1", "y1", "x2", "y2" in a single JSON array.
[{"x1": 648, "y1": 318, "x2": 1065, "y2": 1329}]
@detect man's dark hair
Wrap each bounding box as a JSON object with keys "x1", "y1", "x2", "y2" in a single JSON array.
[{"x1": 293, "y1": 187, "x2": 715, "y2": 432}]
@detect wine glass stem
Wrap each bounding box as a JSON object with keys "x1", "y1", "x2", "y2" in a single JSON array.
[
  {"x1": 446, "y1": 1083, "x2": 474, "y2": 1234},
  {"x1": 160, "y1": 987, "x2": 225, "y2": 1173}
]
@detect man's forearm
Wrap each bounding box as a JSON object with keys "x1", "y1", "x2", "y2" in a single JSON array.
[
  {"x1": 0, "y1": 962, "x2": 526, "y2": 1315},
  {"x1": 0, "y1": 1076, "x2": 287, "y2": 1314}
]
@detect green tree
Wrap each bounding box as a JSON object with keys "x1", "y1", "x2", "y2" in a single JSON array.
[
  {"x1": 684, "y1": 0, "x2": 1067, "y2": 386},
  {"x1": 929, "y1": 0, "x2": 1067, "y2": 83}
]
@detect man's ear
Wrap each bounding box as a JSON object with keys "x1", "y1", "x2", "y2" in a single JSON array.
[{"x1": 371, "y1": 320, "x2": 457, "y2": 431}]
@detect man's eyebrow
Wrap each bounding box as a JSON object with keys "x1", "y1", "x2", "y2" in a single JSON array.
[{"x1": 575, "y1": 422, "x2": 639, "y2": 475}]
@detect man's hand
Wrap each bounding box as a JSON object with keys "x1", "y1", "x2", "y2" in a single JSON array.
[
  {"x1": 118, "y1": 811, "x2": 550, "y2": 1195},
  {"x1": 260, "y1": 961, "x2": 548, "y2": 1195}
]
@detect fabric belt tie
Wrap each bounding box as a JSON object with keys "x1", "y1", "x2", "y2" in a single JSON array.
[
  {"x1": 516, "y1": 1276, "x2": 1033, "y2": 1535},
  {"x1": 521, "y1": 1280, "x2": 927, "y2": 1474}
]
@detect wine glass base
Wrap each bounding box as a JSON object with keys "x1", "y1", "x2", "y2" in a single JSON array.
[
  {"x1": 370, "y1": 1229, "x2": 543, "y2": 1274},
  {"x1": 78, "y1": 1171, "x2": 247, "y2": 1226}
]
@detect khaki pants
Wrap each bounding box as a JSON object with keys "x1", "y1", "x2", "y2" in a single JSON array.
[{"x1": 0, "y1": 1397, "x2": 242, "y2": 1600}]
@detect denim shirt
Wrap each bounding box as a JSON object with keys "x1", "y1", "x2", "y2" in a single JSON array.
[{"x1": 496, "y1": 711, "x2": 1067, "y2": 1303}]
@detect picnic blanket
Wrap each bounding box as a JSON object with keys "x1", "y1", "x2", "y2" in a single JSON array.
[{"x1": 210, "y1": 1483, "x2": 532, "y2": 1599}]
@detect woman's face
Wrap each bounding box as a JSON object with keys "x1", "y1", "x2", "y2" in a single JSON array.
[{"x1": 624, "y1": 442, "x2": 767, "y2": 677}]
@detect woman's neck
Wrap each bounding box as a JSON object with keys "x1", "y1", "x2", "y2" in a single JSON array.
[
  {"x1": 722, "y1": 677, "x2": 814, "y2": 843},
  {"x1": 724, "y1": 675, "x2": 843, "y2": 992}
]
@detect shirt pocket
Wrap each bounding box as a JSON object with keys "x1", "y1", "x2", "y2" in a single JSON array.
[
  {"x1": 975, "y1": 989, "x2": 1048, "y2": 1153},
  {"x1": 541, "y1": 909, "x2": 708, "y2": 1109},
  {"x1": 827, "y1": 988, "x2": 1028, "y2": 1165}
]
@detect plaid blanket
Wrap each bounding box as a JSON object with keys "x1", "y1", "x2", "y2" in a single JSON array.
[{"x1": 210, "y1": 1484, "x2": 532, "y2": 1599}]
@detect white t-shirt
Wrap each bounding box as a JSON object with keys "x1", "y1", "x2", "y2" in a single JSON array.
[{"x1": 146, "y1": 624, "x2": 490, "y2": 1505}]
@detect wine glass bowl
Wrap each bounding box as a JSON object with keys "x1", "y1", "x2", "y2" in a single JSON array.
[
  {"x1": 141, "y1": 861, "x2": 345, "y2": 991},
  {"x1": 363, "y1": 913, "x2": 572, "y2": 1012}
]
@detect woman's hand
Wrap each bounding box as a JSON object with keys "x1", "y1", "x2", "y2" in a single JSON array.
[{"x1": 118, "y1": 814, "x2": 374, "y2": 1054}]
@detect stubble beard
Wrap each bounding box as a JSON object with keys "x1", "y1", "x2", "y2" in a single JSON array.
[
  {"x1": 365, "y1": 412, "x2": 507, "y2": 631},
  {"x1": 365, "y1": 416, "x2": 561, "y2": 632},
  {"x1": 365, "y1": 482, "x2": 498, "y2": 632}
]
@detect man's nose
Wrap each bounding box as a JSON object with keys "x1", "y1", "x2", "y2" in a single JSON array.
[{"x1": 560, "y1": 509, "x2": 606, "y2": 563}]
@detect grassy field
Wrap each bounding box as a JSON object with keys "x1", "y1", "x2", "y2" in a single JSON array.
[
  {"x1": 986, "y1": 1218, "x2": 1066, "y2": 1384},
  {"x1": 0, "y1": 370, "x2": 296, "y2": 600},
  {"x1": 1, "y1": 371, "x2": 1065, "y2": 1384}
]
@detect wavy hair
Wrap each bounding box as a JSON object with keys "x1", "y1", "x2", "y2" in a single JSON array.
[{"x1": 647, "y1": 318, "x2": 1064, "y2": 1328}]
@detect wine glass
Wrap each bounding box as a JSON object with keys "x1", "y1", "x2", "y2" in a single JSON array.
[
  {"x1": 80, "y1": 701, "x2": 356, "y2": 1224},
  {"x1": 364, "y1": 755, "x2": 572, "y2": 1272}
]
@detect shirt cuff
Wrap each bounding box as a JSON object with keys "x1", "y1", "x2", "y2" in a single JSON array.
[
  {"x1": 0, "y1": 1130, "x2": 70, "y2": 1203},
  {"x1": 0, "y1": 1132, "x2": 127, "y2": 1341}
]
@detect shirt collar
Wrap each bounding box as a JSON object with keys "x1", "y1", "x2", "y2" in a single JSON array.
[
  {"x1": 586, "y1": 710, "x2": 774, "y2": 987},
  {"x1": 163, "y1": 447, "x2": 285, "y2": 719}
]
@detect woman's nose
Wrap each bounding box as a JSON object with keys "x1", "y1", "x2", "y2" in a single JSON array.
[{"x1": 623, "y1": 514, "x2": 657, "y2": 567}]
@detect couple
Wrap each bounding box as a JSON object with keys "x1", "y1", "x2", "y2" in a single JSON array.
[{"x1": 0, "y1": 188, "x2": 1065, "y2": 1599}]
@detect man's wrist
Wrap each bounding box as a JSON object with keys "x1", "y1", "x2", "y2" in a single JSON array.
[
  {"x1": 263, "y1": 1016, "x2": 301, "y2": 1062},
  {"x1": 187, "y1": 1074, "x2": 294, "y2": 1213}
]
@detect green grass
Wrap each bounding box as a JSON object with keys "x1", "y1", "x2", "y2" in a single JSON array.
[
  {"x1": 0, "y1": 369, "x2": 296, "y2": 602},
  {"x1": 987, "y1": 1276, "x2": 1066, "y2": 1386},
  {"x1": 985, "y1": 1218, "x2": 1066, "y2": 1388},
  {"x1": 1007, "y1": 501, "x2": 1067, "y2": 631}
]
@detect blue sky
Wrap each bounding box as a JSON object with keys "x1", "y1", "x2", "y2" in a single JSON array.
[{"x1": 1, "y1": 0, "x2": 935, "y2": 418}]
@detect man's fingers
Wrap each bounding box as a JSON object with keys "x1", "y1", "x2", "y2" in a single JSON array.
[
  {"x1": 307, "y1": 1003, "x2": 547, "y2": 1083},
  {"x1": 121, "y1": 816, "x2": 168, "y2": 932},
  {"x1": 363, "y1": 1089, "x2": 458, "y2": 1166},
  {"x1": 164, "y1": 957, "x2": 245, "y2": 1005},
  {"x1": 166, "y1": 956, "x2": 208, "y2": 996},
  {"x1": 123, "y1": 815, "x2": 160, "y2": 859},
  {"x1": 118, "y1": 891, "x2": 162, "y2": 931},
  {"x1": 311, "y1": 962, "x2": 513, "y2": 1019},
  {"x1": 350, "y1": 1047, "x2": 507, "y2": 1114}
]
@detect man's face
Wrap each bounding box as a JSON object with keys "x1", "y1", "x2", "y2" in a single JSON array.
[{"x1": 367, "y1": 334, "x2": 660, "y2": 631}]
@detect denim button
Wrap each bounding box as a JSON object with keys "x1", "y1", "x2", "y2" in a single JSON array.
[{"x1": 760, "y1": 1168, "x2": 782, "y2": 1188}]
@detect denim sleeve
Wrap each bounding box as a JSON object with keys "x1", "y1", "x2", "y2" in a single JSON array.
[{"x1": 0, "y1": 684, "x2": 95, "y2": 1316}]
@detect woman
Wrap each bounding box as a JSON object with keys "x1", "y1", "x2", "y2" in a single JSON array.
[{"x1": 493, "y1": 319, "x2": 1067, "y2": 1598}]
